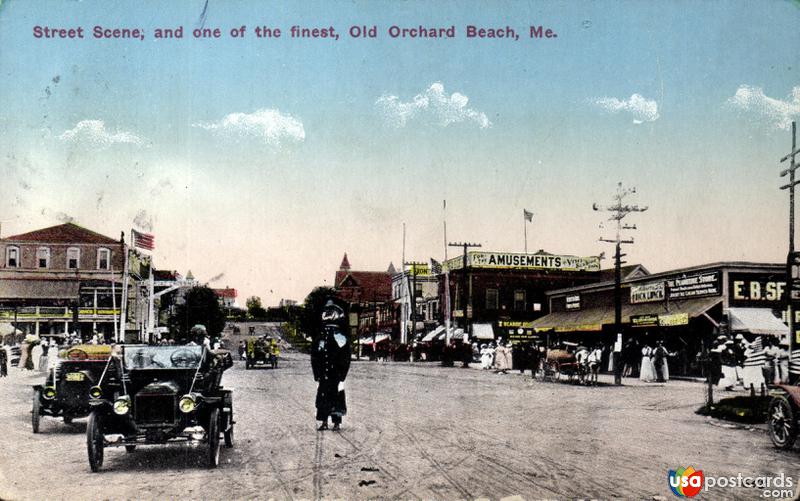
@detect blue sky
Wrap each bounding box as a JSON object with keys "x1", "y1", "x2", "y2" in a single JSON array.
[{"x1": 1, "y1": 0, "x2": 799, "y2": 303}]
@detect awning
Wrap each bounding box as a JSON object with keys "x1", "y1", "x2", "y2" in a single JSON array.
[
  {"x1": 472, "y1": 323, "x2": 495, "y2": 340},
  {"x1": 0, "y1": 280, "x2": 80, "y2": 300},
  {"x1": 421, "y1": 325, "x2": 445, "y2": 342},
  {"x1": 531, "y1": 296, "x2": 722, "y2": 332},
  {"x1": 726, "y1": 307, "x2": 789, "y2": 337},
  {"x1": 359, "y1": 334, "x2": 390, "y2": 345}
]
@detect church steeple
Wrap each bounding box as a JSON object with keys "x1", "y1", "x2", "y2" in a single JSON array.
[{"x1": 339, "y1": 253, "x2": 351, "y2": 271}]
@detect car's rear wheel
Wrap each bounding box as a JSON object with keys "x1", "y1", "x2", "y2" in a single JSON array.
[
  {"x1": 271, "y1": 357, "x2": 277, "y2": 369},
  {"x1": 31, "y1": 390, "x2": 41, "y2": 433},
  {"x1": 223, "y1": 410, "x2": 234, "y2": 448},
  {"x1": 87, "y1": 411, "x2": 104, "y2": 472},
  {"x1": 63, "y1": 416, "x2": 73, "y2": 424},
  {"x1": 208, "y1": 408, "x2": 220, "y2": 468},
  {"x1": 769, "y1": 395, "x2": 798, "y2": 450}
]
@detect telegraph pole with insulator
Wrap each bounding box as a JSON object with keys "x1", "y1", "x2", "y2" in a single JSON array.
[
  {"x1": 780, "y1": 121, "x2": 800, "y2": 383},
  {"x1": 447, "y1": 242, "x2": 482, "y2": 338},
  {"x1": 594, "y1": 182, "x2": 648, "y2": 385}
]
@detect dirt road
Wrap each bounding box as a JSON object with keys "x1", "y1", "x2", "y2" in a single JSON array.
[{"x1": 1, "y1": 349, "x2": 798, "y2": 500}]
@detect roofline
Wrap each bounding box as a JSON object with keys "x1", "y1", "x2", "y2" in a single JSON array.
[
  {"x1": 3, "y1": 222, "x2": 119, "y2": 244},
  {"x1": 545, "y1": 261, "x2": 784, "y2": 296}
]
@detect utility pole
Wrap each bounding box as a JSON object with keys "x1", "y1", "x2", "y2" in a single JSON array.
[
  {"x1": 405, "y1": 261, "x2": 427, "y2": 346},
  {"x1": 780, "y1": 121, "x2": 799, "y2": 383},
  {"x1": 447, "y1": 242, "x2": 482, "y2": 336},
  {"x1": 594, "y1": 183, "x2": 648, "y2": 385}
]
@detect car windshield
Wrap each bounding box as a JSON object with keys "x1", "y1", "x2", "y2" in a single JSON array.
[{"x1": 123, "y1": 345, "x2": 204, "y2": 370}]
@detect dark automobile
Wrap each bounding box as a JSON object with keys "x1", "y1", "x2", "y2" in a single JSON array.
[
  {"x1": 86, "y1": 344, "x2": 234, "y2": 471},
  {"x1": 32, "y1": 344, "x2": 117, "y2": 433},
  {"x1": 768, "y1": 384, "x2": 800, "y2": 450}
]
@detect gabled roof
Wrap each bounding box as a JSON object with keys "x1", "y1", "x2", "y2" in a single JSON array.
[
  {"x1": 213, "y1": 288, "x2": 238, "y2": 298},
  {"x1": 334, "y1": 270, "x2": 392, "y2": 303},
  {"x1": 596, "y1": 264, "x2": 650, "y2": 283},
  {"x1": 3, "y1": 223, "x2": 118, "y2": 245}
]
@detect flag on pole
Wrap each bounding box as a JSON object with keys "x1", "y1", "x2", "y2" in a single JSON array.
[
  {"x1": 132, "y1": 229, "x2": 155, "y2": 250},
  {"x1": 524, "y1": 209, "x2": 534, "y2": 222}
]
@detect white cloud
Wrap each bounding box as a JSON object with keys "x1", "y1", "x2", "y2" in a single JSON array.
[
  {"x1": 592, "y1": 94, "x2": 660, "y2": 124},
  {"x1": 376, "y1": 82, "x2": 491, "y2": 129},
  {"x1": 192, "y1": 109, "x2": 305, "y2": 146},
  {"x1": 727, "y1": 85, "x2": 800, "y2": 130},
  {"x1": 59, "y1": 120, "x2": 144, "y2": 146}
]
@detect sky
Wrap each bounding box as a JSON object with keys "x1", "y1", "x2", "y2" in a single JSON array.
[{"x1": 1, "y1": 0, "x2": 799, "y2": 305}]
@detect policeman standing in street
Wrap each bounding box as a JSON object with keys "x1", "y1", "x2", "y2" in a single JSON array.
[{"x1": 311, "y1": 298, "x2": 352, "y2": 431}]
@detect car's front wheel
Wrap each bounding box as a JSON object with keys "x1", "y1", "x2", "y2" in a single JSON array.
[
  {"x1": 769, "y1": 395, "x2": 798, "y2": 450},
  {"x1": 31, "y1": 390, "x2": 41, "y2": 433},
  {"x1": 87, "y1": 411, "x2": 104, "y2": 472},
  {"x1": 208, "y1": 408, "x2": 220, "y2": 468},
  {"x1": 223, "y1": 409, "x2": 234, "y2": 448}
]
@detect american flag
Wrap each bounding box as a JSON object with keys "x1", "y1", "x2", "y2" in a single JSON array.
[
  {"x1": 523, "y1": 209, "x2": 534, "y2": 222},
  {"x1": 132, "y1": 229, "x2": 155, "y2": 250}
]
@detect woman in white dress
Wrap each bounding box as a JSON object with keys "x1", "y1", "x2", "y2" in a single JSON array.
[
  {"x1": 741, "y1": 338, "x2": 765, "y2": 393},
  {"x1": 480, "y1": 343, "x2": 494, "y2": 370},
  {"x1": 717, "y1": 340, "x2": 738, "y2": 390},
  {"x1": 639, "y1": 345, "x2": 656, "y2": 382}
]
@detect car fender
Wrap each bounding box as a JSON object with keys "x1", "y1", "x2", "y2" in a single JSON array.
[{"x1": 773, "y1": 384, "x2": 800, "y2": 408}]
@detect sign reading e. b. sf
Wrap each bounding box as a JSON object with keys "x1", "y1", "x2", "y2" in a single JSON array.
[{"x1": 728, "y1": 273, "x2": 786, "y2": 306}]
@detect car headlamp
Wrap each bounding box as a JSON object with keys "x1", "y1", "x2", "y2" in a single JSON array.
[
  {"x1": 42, "y1": 386, "x2": 56, "y2": 400},
  {"x1": 178, "y1": 393, "x2": 197, "y2": 414},
  {"x1": 113, "y1": 396, "x2": 131, "y2": 415},
  {"x1": 89, "y1": 386, "x2": 103, "y2": 399}
]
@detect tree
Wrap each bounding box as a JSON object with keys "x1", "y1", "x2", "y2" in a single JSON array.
[
  {"x1": 168, "y1": 286, "x2": 227, "y2": 341},
  {"x1": 246, "y1": 295, "x2": 267, "y2": 319}
]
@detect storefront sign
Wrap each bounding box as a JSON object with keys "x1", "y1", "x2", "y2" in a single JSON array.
[
  {"x1": 630, "y1": 312, "x2": 689, "y2": 327},
  {"x1": 566, "y1": 294, "x2": 581, "y2": 310},
  {"x1": 729, "y1": 272, "x2": 786, "y2": 307},
  {"x1": 497, "y1": 320, "x2": 535, "y2": 328},
  {"x1": 407, "y1": 263, "x2": 431, "y2": 276},
  {"x1": 630, "y1": 282, "x2": 665, "y2": 304},
  {"x1": 666, "y1": 271, "x2": 720, "y2": 299},
  {"x1": 443, "y1": 251, "x2": 600, "y2": 272},
  {"x1": 659, "y1": 313, "x2": 689, "y2": 326},
  {"x1": 631, "y1": 314, "x2": 659, "y2": 327}
]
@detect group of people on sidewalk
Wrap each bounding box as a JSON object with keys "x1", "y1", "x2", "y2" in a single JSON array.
[
  {"x1": 711, "y1": 333, "x2": 793, "y2": 392},
  {"x1": 478, "y1": 339, "x2": 514, "y2": 373}
]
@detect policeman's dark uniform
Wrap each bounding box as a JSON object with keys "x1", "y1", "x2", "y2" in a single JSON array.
[{"x1": 310, "y1": 299, "x2": 351, "y2": 430}]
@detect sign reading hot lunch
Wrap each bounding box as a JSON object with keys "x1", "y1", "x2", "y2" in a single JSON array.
[
  {"x1": 666, "y1": 271, "x2": 720, "y2": 299},
  {"x1": 444, "y1": 252, "x2": 600, "y2": 272},
  {"x1": 630, "y1": 282, "x2": 665, "y2": 304}
]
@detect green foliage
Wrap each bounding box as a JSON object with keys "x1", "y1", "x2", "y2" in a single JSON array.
[
  {"x1": 246, "y1": 296, "x2": 268, "y2": 319},
  {"x1": 168, "y1": 286, "x2": 227, "y2": 341}
]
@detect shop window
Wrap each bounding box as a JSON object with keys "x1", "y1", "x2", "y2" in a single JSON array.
[
  {"x1": 5, "y1": 246, "x2": 19, "y2": 268},
  {"x1": 414, "y1": 282, "x2": 423, "y2": 297},
  {"x1": 67, "y1": 247, "x2": 80, "y2": 269},
  {"x1": 486, "y1": 288, "x2": 499, "y2": 310},
  {"x1": 97, "y1": 248, "x2": 110, "y2": 270},
  {"x1": 37, "y1": 247, "x2": 50, "y2": 268},
  {"x1": 514, "y1": 290, "x2": 526, "y2": 311}
]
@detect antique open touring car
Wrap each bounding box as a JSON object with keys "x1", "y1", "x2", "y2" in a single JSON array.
[
  {"x1": 768, "y1": 384, "x2": 800, "y2": 450},
  {"x1": 85, "y1": 344, "x2": 234, "y2": 471},
  {"x1": 245, "y1": 336, "x2": 279, "y2": 369},
  {"x1": 31, "y1": 344, "x2": 117, "y2": 432}
]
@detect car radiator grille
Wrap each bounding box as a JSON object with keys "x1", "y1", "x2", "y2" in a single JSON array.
[{"x1": 135, "y1": 394, "x2": 176, "y2": 424}]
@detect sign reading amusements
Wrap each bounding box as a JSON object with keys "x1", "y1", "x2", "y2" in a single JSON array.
[{"x1": 444, "y1": 252, "x2": 600, "y2": 272}]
